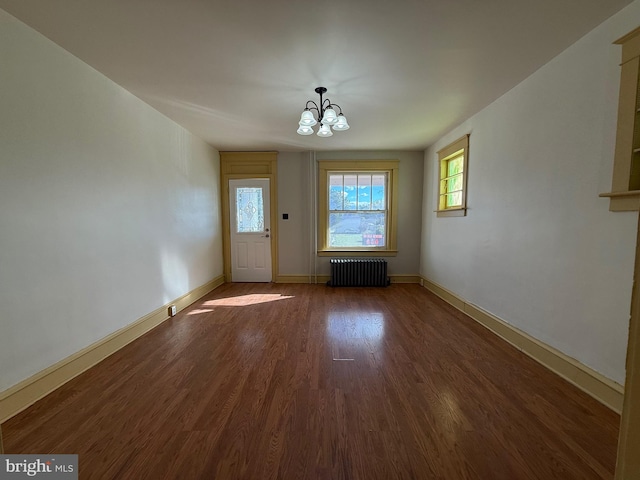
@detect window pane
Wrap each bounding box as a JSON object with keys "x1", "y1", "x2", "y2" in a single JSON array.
[
  {"x1": 372, "y1": 174, "x2": 386, "y2": 210},
  {"x1": 329, "y1": 212, "x2": 386, "y2": 247},
  {"x1": 446, "y1": 174, "x2": 463, "y2": 193},
  {"x1": 357, "y1": 175, "x2": 372, "y2": 210},
  {"x1": 329, "y1": 175, "x2": 344, "y2": 210},
  {"x1": 236, "y1": 187, "x2": 264, "y2": 232},
  {"x1": 445, "y1": 191, "x2": 462, "y2": 208},
  {"x1": 343, "y1": 175, "x2": 357, "y2": 211},
  {"x1": 447, "y1": 155, "x2": 464, "y2": 176}
]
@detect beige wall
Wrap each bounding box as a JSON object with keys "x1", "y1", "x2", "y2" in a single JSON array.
[
  {"x1": 277, "y1": 150, "x2": 424, "y2": 277},
  {"x1": 277, "y1": 152, "x2": 314, "y2": 276},
  {"x1": 0, "y1": 10, "x2": 223, "y2": 393}
]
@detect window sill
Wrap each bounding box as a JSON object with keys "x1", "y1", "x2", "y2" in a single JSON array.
[
  {"x1": 317, "y1": 250, "x2": 398, "y2": 257},
  {"x1": 435, "y1": 207, "x2": 467, "y2": 217},
  {"x1": 599, "y1": 191, "x2": 640, "y2": 211}
]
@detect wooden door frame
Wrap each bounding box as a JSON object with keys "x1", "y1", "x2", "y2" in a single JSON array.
[{"x1": 220, "y1": 152, "x2": 278, "y2": 283}]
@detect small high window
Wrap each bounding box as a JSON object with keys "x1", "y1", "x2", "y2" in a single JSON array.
[{"x1": 437, "y1": 135, "x2": 469, "y2": 217}]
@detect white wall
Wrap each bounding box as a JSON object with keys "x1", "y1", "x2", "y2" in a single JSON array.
[
  {"x1": 277, "y1": 150, "x2": 424, "y2": 277},
  {"x1": 0, "y1": 10, "x2": 223, "y2": 392},
  {"x1": 421, "y1": 2, "x2": 640, "y2": 385}
]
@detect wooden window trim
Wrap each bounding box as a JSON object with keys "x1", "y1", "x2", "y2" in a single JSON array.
[
  {"x1": 436, "y1": 135, "x2": 469, "y2": 217},
  {"x1": 601, "y1": 26, "x2": 640, "y2": 211}
]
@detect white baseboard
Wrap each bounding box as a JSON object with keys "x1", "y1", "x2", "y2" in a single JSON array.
[
  {"x1": 422, "y1": 277, "x2": 624, "y2": 413},
  {"x1": 0, "y1": 275, "x2": 225, "y2": 423}
]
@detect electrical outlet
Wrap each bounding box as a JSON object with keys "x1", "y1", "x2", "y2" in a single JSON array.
[{"x1": 168, "y1": 305, "x2": 177, "y2": 317}]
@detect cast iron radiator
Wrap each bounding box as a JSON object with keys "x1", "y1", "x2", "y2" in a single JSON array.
[{"x1": 328, "y1": 258, "x2": 390, "y2": 287}]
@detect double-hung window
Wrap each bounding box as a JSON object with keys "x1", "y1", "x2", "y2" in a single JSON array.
[{"x1": 318, "y1": 161, "x2": 398, "y2": 255}]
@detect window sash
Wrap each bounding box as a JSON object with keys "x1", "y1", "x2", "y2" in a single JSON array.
[
  {"x1": 328, "y1": 172, "x2": 387, "y2": 212},
  {"x1": 328, "y1": 172, "x2": 388, "y2": 248},
  {"x1": 437, "y1": 135, "x2": 469, "y2": 214}
]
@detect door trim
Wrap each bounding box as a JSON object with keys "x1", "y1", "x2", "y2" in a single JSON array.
[{"x1": 220, "y1": 152, "x2": 278, "y2": 282}]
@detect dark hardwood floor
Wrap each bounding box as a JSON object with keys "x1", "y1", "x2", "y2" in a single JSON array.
[{"x1": 2, "y1": 283, "x2": 620, "y2": 479}]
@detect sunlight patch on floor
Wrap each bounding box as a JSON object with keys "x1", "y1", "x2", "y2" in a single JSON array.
[
  {"x1": 202, "y1": 293, "x2": 294, "y2": 307},
  {"x1": 186, "y1": 308, "x2": 215, "y2": 316}
]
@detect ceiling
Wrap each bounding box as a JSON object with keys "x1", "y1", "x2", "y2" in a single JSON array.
[{"x1": 0, "y1": 0, "x2": 633, "y2": 152}]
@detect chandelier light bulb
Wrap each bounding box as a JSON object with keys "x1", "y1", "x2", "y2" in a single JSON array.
[
  {"x1": 297, "y1": 125, "x2": 314, "y2": 135},
  {"x1": 322, "y1": 108, "x2": 338, "y2": 125},
  {"x1": 333, "y1": 114, "x2": 350, "y2": 131},
  {"x1": 299, "y1": 109, "x2": 317, "y2": 127},
  {"x1": 317, "y1": 123, "x2": 333, "y2": 137}
]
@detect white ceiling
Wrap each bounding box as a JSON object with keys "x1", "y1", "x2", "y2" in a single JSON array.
[{"x1": 0, "y1": 0, "x2": 633, "y2": 152}]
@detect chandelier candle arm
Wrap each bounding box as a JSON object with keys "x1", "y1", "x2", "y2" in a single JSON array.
[{"x1": 296, "y1": 87, "x2": 349, "y2": 136}]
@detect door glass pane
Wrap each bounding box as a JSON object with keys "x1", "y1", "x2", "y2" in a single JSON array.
[{"x1": 236, "y1": 187, "x2": 264, "y2": 233}]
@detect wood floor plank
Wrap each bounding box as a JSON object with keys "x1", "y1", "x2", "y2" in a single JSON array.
[{"x1": 1, "y1": 283, "x2": 619, "y2": 479}]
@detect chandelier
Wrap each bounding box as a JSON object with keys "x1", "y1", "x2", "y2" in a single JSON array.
[{"x1": 297, "y1": 87, "x2": 350, "y2": 137}]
